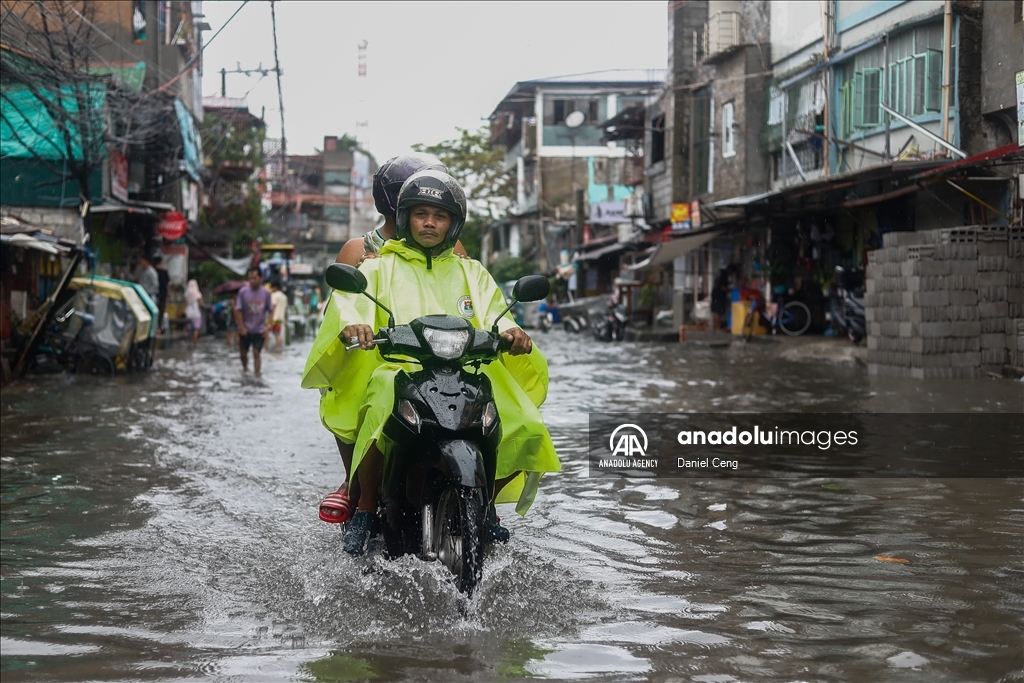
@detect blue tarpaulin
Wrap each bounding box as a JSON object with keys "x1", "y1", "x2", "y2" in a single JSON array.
[{"x1": 174, "y1": 98, "x2": 203, "y2": 182}]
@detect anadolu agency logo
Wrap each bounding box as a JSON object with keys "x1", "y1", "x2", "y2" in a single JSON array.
[{"x1": 596, "y1": 424, "x2": 659, "y2": 469}]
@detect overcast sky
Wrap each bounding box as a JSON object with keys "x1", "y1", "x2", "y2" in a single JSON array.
[{"x1": 200, "y1": 1, "x2": 668, "y2": 161}]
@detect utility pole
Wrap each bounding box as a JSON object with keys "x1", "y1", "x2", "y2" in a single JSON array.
[
  {"x1": 270, "y1": 1, "x2": 289, "y2": 223},
  {"x1": 218, "y1": 63, "x2": 280, "y2": 98}
]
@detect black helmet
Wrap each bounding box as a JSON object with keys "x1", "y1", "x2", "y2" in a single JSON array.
[
  {"x1": 372, "y1": 153, "x2": 448, "y2": 217},
  {"x1": 395, "y1": 170, "x2": 467, "y2": 253}
]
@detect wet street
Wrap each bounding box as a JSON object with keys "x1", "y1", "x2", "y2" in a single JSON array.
[{"x1": 1, "y1": 332, "x2": 1022, "y2": 682}]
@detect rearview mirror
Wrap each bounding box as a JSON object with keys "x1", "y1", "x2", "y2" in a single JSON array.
[
  {"x1": 511, "y1": 275, "x2": 550, "y2": 303},
  {"x1": 326, "y1": 263, "x2": 367, "y2": 294}
]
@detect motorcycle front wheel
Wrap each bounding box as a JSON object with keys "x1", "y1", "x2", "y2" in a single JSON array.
[{"x1": 433, "y1": 486, "x2": 484, "y2": 595}]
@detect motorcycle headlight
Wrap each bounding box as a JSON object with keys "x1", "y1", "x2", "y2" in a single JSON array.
[
  {"x1": 421, "y1": 328, "x2": 470, "y2": 360},
  {"x1": 398, "y1": 399, "x2": 421, "y2": 429},
  {"x1": 481, "y1": 401, "x2": 498, "y2": 432}
]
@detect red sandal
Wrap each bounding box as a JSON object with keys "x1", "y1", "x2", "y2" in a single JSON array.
[{"x1": 319, "y1": 484, "x2": 354, "y2": 524}]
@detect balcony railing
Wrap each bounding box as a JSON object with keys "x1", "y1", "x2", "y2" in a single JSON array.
[{"x1": 702, "y1": 11, "x2": 740, "y2": 62}]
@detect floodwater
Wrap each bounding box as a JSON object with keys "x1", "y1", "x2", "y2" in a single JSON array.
[{"x1": 2, "y1": 331, "x2": 1022, "y2": 682}]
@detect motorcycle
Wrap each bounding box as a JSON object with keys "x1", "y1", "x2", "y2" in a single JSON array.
[
  {"x1": 832, "y1": 265, "x2": 866, "y2": 343},
  {"x1": 325, "y1": 263, "x2": 550, "y2": 595},
  {"x1": 592, "y1": 303, "x2": 628, "y2": 342}
]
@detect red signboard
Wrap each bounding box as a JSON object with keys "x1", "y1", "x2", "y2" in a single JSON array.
[
  {"x1": 158, "y1": 211, "x2": 188, "y2": 241},
  {"x1": 110, "y1": 151, "x2": 129, "y2": 202}
]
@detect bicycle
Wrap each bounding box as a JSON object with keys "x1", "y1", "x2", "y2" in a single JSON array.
[
  {"x1": 741, "y1": 294, "x2": 811, "y2": 340},
  {"x1": 32, "y1": 305, "x2": 115, "y2": 375}
]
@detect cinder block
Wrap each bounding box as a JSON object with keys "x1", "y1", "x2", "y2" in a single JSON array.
[
  {"x1": 920, "y1": 322, "x2": 951, "y2": 338},
  {"x1": 950, "y1": 352, "x2": 981, "y2": 368},
  {"x1": 914, "y1": 260, "x2": 950, "y2": 276},
  {"x1": 979, "y1": 301, "x2": 1008, "y2": 318},
  {"x1": 869, "y1": 321, "x2": 882, "y2": 338},
  {"x1": 978, "y1": 256, "x2": 1007, "y2": 271},
  {"x1": 981, "y1": 317, "x2": 1008, "y2": 333},
  {"x1": 981, "y1": 333, "x2": 1008, "y2": 349},
  {"x1": 1008, "y1": 288, "x2": 1024, "y2": 304},
  {"x1": 979, "y1": 271, "x2": 1009, "y2": 287},
  {"x1": 950, "y1": 321, "x2": 981, "y2": 337},
  {"x1": 948, "y1": 275, "x2": 978, "y2": 290},
  {"x1": 981, "y1": 348, "x2": 1008, "y2": 365},
  {"x1": 914, "y1": 291, "x2": 949, "y2": 307},
  {"x1": 949, "y1": 290, "x2": 979, "y2": 306},
  {"x1": 899, "y1": 321, "x2": 914, "y2": 337},
  {"x1": 1011, "y1": 303, "x2": 1024, "y2": 317},
  {"x1": 978, "y1": 286, "x2": 1008, "y2": 302},
  {"x1": 948, "y1": 305, "x2": 979, "y2": 321},
  {"x1": 948, "y1": 260, "x2": 978, "y2": 275},
  {"x1": 914, "y1": 353, "x2": 951, "y2": 368},
  {"x1": 978, "y1": 240, "x2": 1008, "y2": 257}
]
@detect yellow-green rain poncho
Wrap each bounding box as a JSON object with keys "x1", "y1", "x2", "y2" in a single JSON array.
[{"x1": 301, "y1": 239, "x2": 560, "y2": 515}]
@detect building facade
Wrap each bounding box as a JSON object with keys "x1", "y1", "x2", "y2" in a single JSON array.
[
  {"x1": 266, "y1": 136, "x2": 377, "y2": 269},
  {"x1": 486, "y1": 69, "x2": 664, "y2": 291}
]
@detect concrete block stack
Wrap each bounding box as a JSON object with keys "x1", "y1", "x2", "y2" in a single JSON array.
[{"x1": 865, "y1": 226, "x2": 1020, "y2": 379}]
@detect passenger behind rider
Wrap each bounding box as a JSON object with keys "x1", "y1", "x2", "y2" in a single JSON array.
[
  {"x1": 317, "y1": 154, "x2": 469, "y2": 524},
  {"x1": 304, "y1": 170, "x2": 559, "y2": 556}
]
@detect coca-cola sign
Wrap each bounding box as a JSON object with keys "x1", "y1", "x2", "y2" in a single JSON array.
[{"x1": 158, "y1": 211, "x2": 187, "y2": 241}]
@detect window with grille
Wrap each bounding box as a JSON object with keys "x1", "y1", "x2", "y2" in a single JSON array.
[
  {"x1": 841, "y1": 22, "x2": 947, "y2": 133},
  {"x1": 722, "y1": 102, "x2": 736, "y2": 158}
]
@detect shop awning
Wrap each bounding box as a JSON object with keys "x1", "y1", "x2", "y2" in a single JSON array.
[
  {"x1": 1, "y1": 232, "x2": 70, "y2": 255},
  {"x1": 627, "y1": 230, "x2": 719, "y2": 270},
  {"x1": 576, "y1": 241, "x2": 630, "y2": 262},
  {"x1": 91, "y1": 199, "x2": 155, "y2": 215}
]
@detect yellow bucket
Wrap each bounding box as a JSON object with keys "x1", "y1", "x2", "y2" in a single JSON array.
[{"x1": 731, "y1": 301, "x2": 768, "y2": 336}]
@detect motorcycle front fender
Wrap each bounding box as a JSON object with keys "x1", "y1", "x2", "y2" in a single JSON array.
[{"x1": 438, "y1": 440, "x2": 487, "y2": 491}]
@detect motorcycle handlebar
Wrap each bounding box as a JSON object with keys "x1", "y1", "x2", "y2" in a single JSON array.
[{"x1": 345, "y1": 337, "x2": 387, "y2": 351}]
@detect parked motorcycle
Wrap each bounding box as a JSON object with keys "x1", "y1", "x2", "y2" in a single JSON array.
[
  {"x1": 832, "y1": 265, "x2": 866, "y2": 343},
  {"x1": 325, "y1": 263, "x2": 550, "y2": 595},
  {"x1": 592, "y1": 303, "x2": 628, "y2": 342},
  {"x1": 562, "y1": 314, "x2": 587, "y2": 333}
]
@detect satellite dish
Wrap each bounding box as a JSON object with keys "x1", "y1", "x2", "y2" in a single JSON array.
[{"x1": 565, "y1": 111, "x2": 586, "y2": 128}]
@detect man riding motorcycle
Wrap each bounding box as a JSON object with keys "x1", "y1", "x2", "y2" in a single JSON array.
[
  {"x1": 318, "y1": 154, "x2": 469, "y2": 524},
  {"x1": 302, "y1": 170, "x2": 560, "y2": 556}
]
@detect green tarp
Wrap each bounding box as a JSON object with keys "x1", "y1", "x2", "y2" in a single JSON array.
[
  {"x1": 0, "y1": 83, "x2": 107, "y2": 161},
  {"x1": 87, "y1": 63, "x2": 146, "y2": 93}
]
